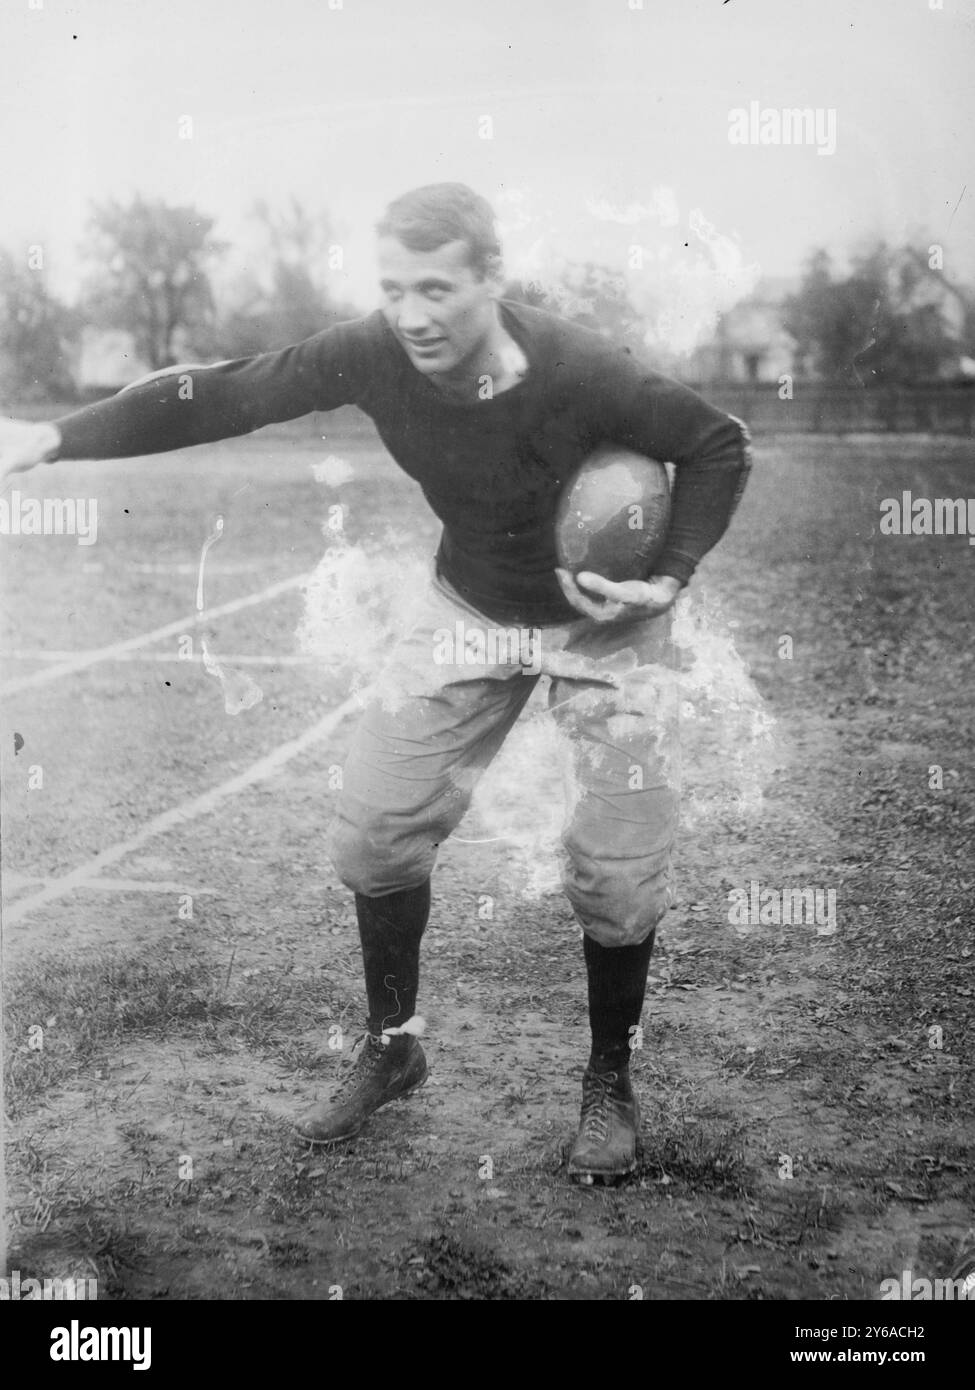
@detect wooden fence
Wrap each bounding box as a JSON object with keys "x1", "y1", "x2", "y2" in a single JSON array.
[{"x1": 690, "y1": 384, "x2": 975, "y2": 436}]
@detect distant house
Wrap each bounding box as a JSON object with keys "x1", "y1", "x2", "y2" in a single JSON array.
[
  {"x1": 688, "y1": 277, "x2": 799, "y2": 385},
  {"x1": 689, "y1": 257, "x2": 975, "y2": 386},
  {"x1": 71, "y1": 328, "x2": 150, "y2": 392},
  {"x1": 70, "y1": 327, "x2": 197, "y2": 394}
]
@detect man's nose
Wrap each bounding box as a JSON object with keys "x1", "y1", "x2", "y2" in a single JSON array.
[{"x1": 397, "y1": 294, "x2": 433, "y2": 335}]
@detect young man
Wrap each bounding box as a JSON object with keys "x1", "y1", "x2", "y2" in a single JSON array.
[{"x1": 0, "y1": 183, "x2": 750, "y2": 1183}]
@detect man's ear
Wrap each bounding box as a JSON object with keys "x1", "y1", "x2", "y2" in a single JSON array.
[{"x1": 483, "y1": 253, "x2": 506, "y2": 296}]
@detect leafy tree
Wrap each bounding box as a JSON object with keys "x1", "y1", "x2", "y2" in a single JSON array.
[
  {"x1": 82, "y1": 196, "x2": 226, "y2": 370},
  {"x1": 784, "y1": 244, "x2": 967, "y2": 385},
  {"x1": 0, "y1": 248, "x2": 78, "y2": 403}
]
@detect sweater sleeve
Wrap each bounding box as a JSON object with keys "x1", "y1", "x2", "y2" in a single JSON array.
[
  {"x1": 52, "y1": 316, "x2": 376, "y2": 460},
  {"x1": 596, "y1": 353, "x2": 752, "y2": 585}
]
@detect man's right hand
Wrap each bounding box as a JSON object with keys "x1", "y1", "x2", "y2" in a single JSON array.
[{"x1": 0, "y1": 418, "x2": 61, "y2": 487}]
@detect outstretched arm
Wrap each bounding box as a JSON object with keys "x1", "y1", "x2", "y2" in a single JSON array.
[{"x1": 1, "y1": 317, "x2": 368, "y2": 483}]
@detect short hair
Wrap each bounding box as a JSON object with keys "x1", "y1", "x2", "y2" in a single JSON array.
[{"x1": 376, "y1": 183, "x2": 502, "y2": 278}]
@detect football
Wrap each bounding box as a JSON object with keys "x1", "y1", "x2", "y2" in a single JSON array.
[{"x1": 554, "y1": 445, "x2": 671, "y2": 583}]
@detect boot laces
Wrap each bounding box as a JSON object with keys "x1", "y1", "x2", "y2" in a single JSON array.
[
  {"x1": 581, "y1": 1070, "x2": 618, "y2": 1142},
  {"x1": 330, "y1": 1032, "x2": 386, "y2": 1099}
]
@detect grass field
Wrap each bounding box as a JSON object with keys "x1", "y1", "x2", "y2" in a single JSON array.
[{"x1": 2, "y1": 419, "x2": 973, "y2": 1300}]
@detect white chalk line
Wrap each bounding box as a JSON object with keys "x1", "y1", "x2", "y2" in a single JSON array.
[
  {"x1": 81, "y1": 562, "x2": 262, "y2": 575},
  {"x1": 0, "y1": 571, "x2": 312, "y2": 695},
  {"x1": 4, "y1": 874, "x2": 219, "y2": 897},
  {"x1": 117, "y1": 562, "x2": 263, "y2": 575},
  {"x1": 6, "y1": 651, "x2": 319, "y2": 667},
  {"x1": 3, "y1": 694, "x2": 358, "y2": 927}
]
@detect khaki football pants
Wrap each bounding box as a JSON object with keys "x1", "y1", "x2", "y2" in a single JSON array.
[{"x1": 329, "y1": 567, "x2": 680, "y2": 947}]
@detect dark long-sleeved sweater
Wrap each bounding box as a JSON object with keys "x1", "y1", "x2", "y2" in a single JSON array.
[{"x1": 54, "y1": 300, "x2": 751, "y2": 625}]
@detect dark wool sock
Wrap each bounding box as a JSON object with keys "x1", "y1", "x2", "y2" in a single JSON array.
[
  {"x1": 583, "y1": 930, "x2": 656, "y2": 1075},
  {"x1": 355, "y1": 881, "x2": 431, "y2": 1037}
]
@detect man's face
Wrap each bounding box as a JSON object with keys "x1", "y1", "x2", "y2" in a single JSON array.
[{"x1": 377, "y1": 236, "x2": 500, "y2": 379}]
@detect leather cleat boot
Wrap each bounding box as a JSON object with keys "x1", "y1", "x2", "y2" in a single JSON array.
[
  {"x1": 295, "y1": 1033, "x2": 428, "y2": 1145},
  {"x1": 567, "y1": 1066, "x2": 641, "y2": 1185}
]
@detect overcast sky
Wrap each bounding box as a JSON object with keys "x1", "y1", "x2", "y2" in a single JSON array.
[{"x1": 2, "y1": 0, "x2": 972, "y2": 320}]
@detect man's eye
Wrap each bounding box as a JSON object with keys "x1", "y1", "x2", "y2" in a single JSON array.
[
  {"x1": 425, "y1": 287, "x2": 447, "y2": 300},
  {"x1": 384, "y1": 289, "x2": 402, "y2": 302}
]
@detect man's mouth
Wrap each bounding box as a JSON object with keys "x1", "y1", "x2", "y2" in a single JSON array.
[{"x1": 404, "y1": 336, "x2": 446, "y2": 354}]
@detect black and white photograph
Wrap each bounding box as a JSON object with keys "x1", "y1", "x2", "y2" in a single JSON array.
[{"x1": 1, "y1": 0, "x2": 973, "y2": 1332}]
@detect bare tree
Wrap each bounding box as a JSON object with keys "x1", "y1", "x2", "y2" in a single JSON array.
[
  {"x1": 504, "y1": 261, "x2": 647, "y2": 349},
  {"x1": 217, "y1": 197, "x2": 359, "y2": 355}
]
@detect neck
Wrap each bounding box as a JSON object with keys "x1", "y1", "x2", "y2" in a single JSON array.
[{"x1": 431, "y1": 306, "x2": 527, "y2": 402}]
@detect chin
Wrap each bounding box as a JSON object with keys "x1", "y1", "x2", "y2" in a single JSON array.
[{"x1": 414, "y1": 357, "x2": 446, "y2": 376}]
